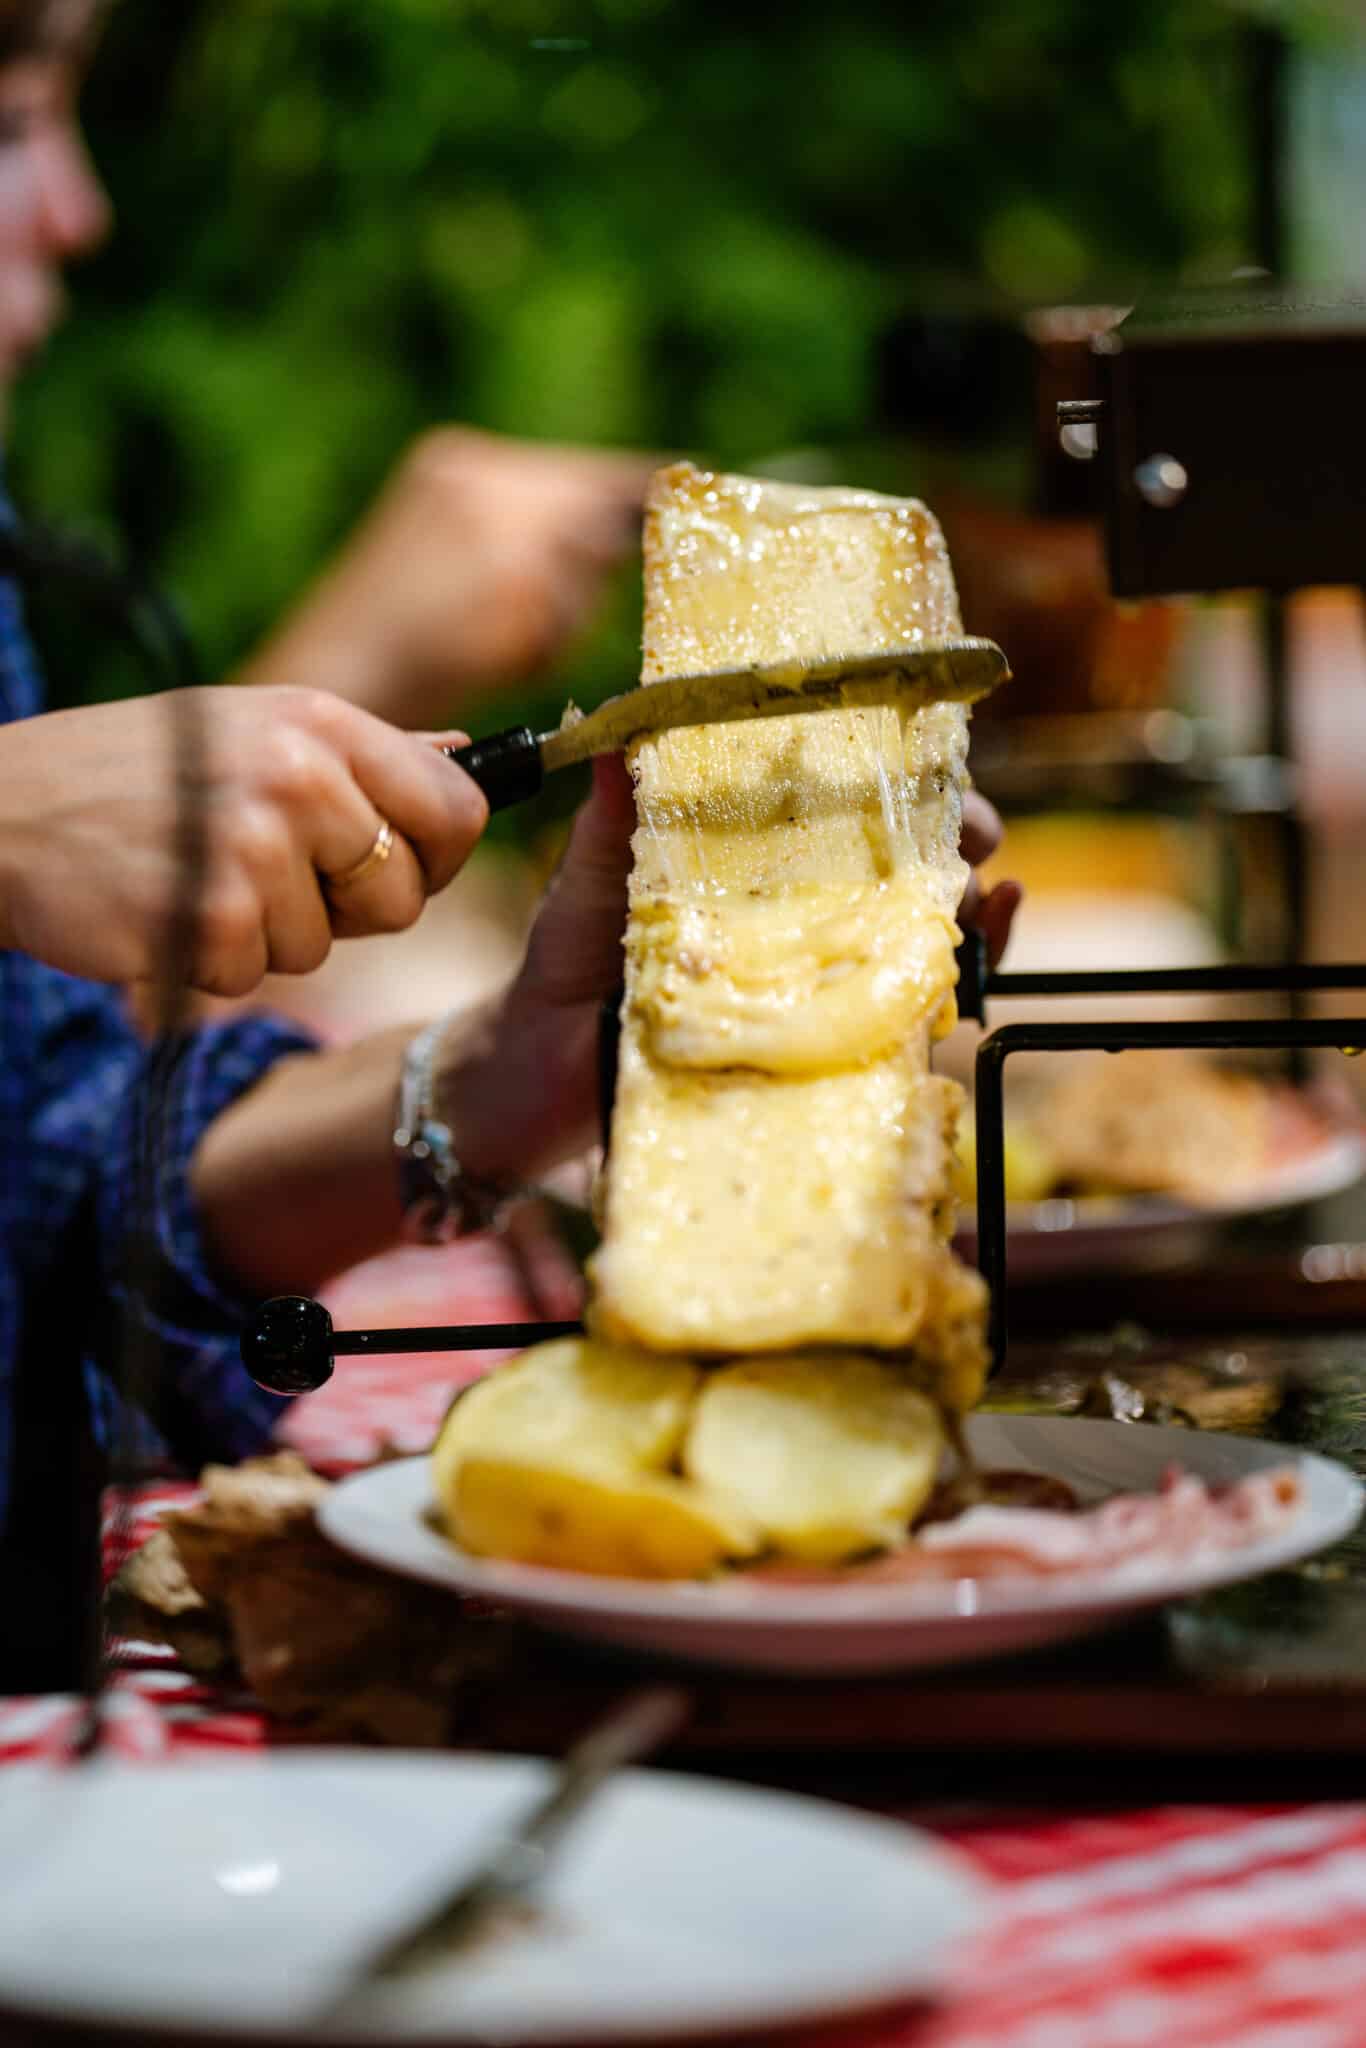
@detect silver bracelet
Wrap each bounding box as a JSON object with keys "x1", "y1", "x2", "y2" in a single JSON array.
[{"x1": 393, "y1": 1014, "x2": 519, "y2": 1243}]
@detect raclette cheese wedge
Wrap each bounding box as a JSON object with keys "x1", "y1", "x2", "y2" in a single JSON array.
[{"x1": 587, "y1": 463, "x2": 990, "y2": 1407}]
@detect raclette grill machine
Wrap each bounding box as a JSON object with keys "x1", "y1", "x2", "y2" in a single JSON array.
[
  {"x1": 245, "y1": 284, "x2": 1366, "y2": 1394},
  {"x1": 979, "y1": 283, "x2": 1366, "y2": 1357}
]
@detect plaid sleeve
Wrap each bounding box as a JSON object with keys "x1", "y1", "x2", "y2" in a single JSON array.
[{"x1": 28, "y1": 971, "x2": 319, "y2": 1470}]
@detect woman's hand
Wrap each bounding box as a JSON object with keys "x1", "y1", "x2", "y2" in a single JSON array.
[
  {"x1": 238, "y1": 428, "x2": 655, "y2": 730},
  {"x1": 0, "y1": 684, "x2": 487, "y2": 994},
  {"x1": 436, "y1": 754, "x2": 638, "y2": 1184}
]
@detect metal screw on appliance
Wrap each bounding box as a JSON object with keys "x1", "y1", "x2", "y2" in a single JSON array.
[
  {"x1": 1133, "y1": 454, "x2": 1188, "y2": 509},
  {"x1": 1055, "y1": 397, "x2": 1104, "y2": 460}
]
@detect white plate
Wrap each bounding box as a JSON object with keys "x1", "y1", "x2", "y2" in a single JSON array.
[
  {"x1": 0, "y1": 1752, "x2": 983, "y2": 2045},
  {"x1": 954, "y1": 1124, "x2": 1365, "y2": 1277},
  {"x1": 318, "y1": 1416, "x2": 1363, "y2": 1677}
]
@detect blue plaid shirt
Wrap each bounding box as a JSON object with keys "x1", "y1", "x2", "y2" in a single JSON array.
[{"x1": 0, "y1": 575, "x2": 317, "y2": 1540}]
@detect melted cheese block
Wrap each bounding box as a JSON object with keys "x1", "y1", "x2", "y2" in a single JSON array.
[
  {"x1": 629, "y1": 882, "x2": 957, "y2": 1076},
  {"x1": 588, "y1": 463, "x2": 989, "y2": 1403}
]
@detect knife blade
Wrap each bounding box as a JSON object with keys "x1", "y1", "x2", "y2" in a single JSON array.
[{"x1": 445, "y1": 634, "x2": 1007, "y2": 811}]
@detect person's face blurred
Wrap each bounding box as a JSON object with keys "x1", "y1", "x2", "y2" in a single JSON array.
[{"x1": 0, "y1": 53, "x2": 109, "y2": 390}]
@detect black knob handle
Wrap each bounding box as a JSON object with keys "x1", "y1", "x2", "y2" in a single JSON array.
[
  {"x1": 241, "y1": 1295, "x2": 336, "y2": 1394},
  {"x1": 445, "y1": 728, "x2": 545, "y2": 813}
]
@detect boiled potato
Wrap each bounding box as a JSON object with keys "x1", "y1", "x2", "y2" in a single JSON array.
[
  {"x1": 685, "y1": 1353, "x2": 945, "y2": 1563},
  {"x1": 453, "y1": 1456, "x2": 759, "y2": 1578},
  {"x1": 433, "y1": 1336, "x2": 700, "y2": 1508},
  {"x1": 433, "y1": 1337, "x2": 759, "y2": 1579}
]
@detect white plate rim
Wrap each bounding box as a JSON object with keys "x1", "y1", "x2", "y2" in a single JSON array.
[{"x1": 317, "y1": 1417, "x2": 1364, "y2": 1633}]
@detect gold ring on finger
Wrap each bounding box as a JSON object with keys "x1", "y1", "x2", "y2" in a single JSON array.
[{"x1": 326, "y1": 817, "x2": 395, "y2": 891}]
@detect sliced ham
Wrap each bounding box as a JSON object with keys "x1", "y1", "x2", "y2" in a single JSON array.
[{"x1": 748, "y1": 1464, "x2": 1303, "y2": 1587}]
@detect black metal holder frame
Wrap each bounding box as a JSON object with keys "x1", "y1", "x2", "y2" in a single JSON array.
[
  {"x1": 974, "y1": 977, "x2": 1366, "y2": 1368},
  {"x1": 243, "y1": 952, "x2": 1366, "y2": 1396}
]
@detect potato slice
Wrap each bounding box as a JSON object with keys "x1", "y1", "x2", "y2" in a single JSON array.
[
  {"x1": 451, "y1": 1456, "x2": 759, "y2": 1579},
  {"x1": 685, "y1": 1354, "x2": 945, "y2": 1564},
  {"x1": 433, "y1": 1337, "x2": 700, "y2": 1507},
  {"x1": 433, "y1": 1337, "x2": 759, "y2": 1579}
]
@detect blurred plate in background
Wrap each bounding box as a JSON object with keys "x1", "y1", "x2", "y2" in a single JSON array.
[
  {"x1": 955, "y1": 1119, "x2": 1365, "y2": 1278},
  {"x1": 0, "y1": 1754, "x2": 982, "y2": 2045}
]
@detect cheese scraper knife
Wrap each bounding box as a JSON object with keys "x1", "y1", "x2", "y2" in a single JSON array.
[{"x1": 444, "y1": 635, "x2": 1006, "y2": 811}]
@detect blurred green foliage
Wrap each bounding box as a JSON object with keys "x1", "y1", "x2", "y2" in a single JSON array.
[{"x1": 8, "y1": 0, "x2": 1281, "y2": 745}]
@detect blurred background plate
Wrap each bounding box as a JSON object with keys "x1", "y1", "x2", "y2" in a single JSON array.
[{"x1": 954, "y1": 1121, "x2": 1366, "y2": 1277}]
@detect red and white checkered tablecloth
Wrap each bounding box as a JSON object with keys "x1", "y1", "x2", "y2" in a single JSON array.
[{"x1": 3, "y1": 1235, "x2": 1365, "y2": 2048}]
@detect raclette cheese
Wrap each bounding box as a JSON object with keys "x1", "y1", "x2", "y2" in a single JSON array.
[
  {"x1": 628, "y1": 881, "x2": 958, "y2": 1076},
  {"x1": 587, "y1": 463, "x2": 990, "y2": 1408}
]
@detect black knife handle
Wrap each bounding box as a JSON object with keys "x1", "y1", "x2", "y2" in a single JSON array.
[{"x1": 445, "y1": 727, "x2": 544, "y2": 812}]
